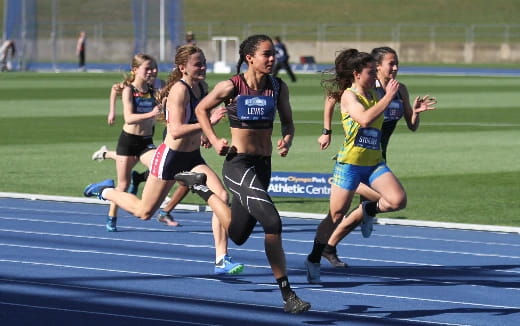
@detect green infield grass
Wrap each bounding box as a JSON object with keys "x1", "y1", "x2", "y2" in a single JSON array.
[{"x1": 1, "y1": 71, "x2": 519, "y2": 226}]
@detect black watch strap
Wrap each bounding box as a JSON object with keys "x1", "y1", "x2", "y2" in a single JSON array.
[{"x1": 322, "y1": 128, "x2": 332, "y2": 135}]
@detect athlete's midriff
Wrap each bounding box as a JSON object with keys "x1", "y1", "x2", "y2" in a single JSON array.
[{"x1": 230, "y1": 128, "x2": 273, "y2": 157}]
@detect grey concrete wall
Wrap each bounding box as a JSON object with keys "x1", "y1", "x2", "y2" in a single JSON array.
[{"x1": 34, "y1": 39, "x2": 520, "y2": 64}]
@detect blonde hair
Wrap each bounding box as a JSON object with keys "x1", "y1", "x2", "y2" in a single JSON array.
[
  {"x1": 156, "y1": 44, "x2": 203, "y2": 104},
  {"x1": 121, "y1": 53, "x2": 157, "y2": 86}
]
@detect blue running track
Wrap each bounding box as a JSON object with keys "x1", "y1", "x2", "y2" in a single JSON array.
[{"x1": 1, "y1": 196, "x2": 519, "y2": 325}]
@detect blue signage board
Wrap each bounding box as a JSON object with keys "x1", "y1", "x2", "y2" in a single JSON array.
[{"x1": 268, "y1": 171, "x2": 333, "y2": 198}]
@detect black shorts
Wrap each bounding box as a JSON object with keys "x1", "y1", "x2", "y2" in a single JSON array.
[
  {"x1": 223, "y1": 153, "x2": 282, "y2": 245},
  {"x1": 150, "y1": 143, "x2": 206, "y2": 180},
  {"x1": 116, "y1": 130, "x2": 156, "y2": 157}
]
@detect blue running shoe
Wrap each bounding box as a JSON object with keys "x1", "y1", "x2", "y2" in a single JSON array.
[
  {"x1": 304, "y1": 258, "x2": 321, "y2": 284},
  {"x1": 360, "y1": 201, "x2": 374, "y2": 238},
  {"x1": 127, "y1": 170, "x2": 139, "y2": 195},
  {"x1": 214, "y1": 255, "x2": 244, "y2": 275},
  {"x1": 83, "y1": 179, "x2": 115, "y2": 200},
  {"x1": 106, "y1": 216, "x2": 117, "y2": 232}
]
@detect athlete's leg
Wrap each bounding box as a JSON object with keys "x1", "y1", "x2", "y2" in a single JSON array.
[
  {"x1": 158, "y1": 184, "x2": 189, "y2": 226},
  {"x1": 103, "y1": 175, "x2": 174, "y2": 220},
  {"x1": 192, "y1": 163, "x2": 230, "y2": 260},
  {"x1": 369, "y1": 171, "x2": 406, "y2": 212},
  {"x1": 105, "y1": 155, "x2": 139, "y2": 230},
  {"x1": 356, "y1": 182, "x2": 381, "y2": 202}
]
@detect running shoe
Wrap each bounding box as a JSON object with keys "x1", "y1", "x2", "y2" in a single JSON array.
[
  {"x1": 157, "y1": 211, "x2": 180, "y2": 227},
  {"x1": 304, "y1": 259, "x2": 321, "y2": 284},
  {"x1": 106, "y1": 216, "x2": 117, "y2": 232},
  {"x1": 214, "y1": 255, "x2": 244, "y2": 275},
  {"x1": 174, "y1": 171, "x2": 207, "y2": 188},
  {"x1": 321, "y1": 246, "x2": 348, "y2": 268},
  {"x1": 83, "y1": 179, "x2": 115, "y2": 199},
  {"x1": 127, "y1": 170, "x2": 140, "y2": 195},
  {"x1": 360, "y1": 201, "x2": 374, "y2": 238},
  {"x1": 283, "y1": 292, "x2": 311, "y2": 314},
  {"x1": 91, "y1": 145, "x2": 108, "y2": 161},
  {"x1": 305, "y1": 259, "x2": 321, "y2": 284}
]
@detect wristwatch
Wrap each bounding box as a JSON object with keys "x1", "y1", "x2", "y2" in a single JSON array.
[{"x1": 321, "y1": 128, "x2": 332, "y2": 135}]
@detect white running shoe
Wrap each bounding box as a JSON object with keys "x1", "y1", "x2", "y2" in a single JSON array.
[
  {"x1": 92, "y1": 145, "x2": 108, "y2": 161},
  {"x1": 360, "y1": 201, "x2": 374, "y2": 238}
]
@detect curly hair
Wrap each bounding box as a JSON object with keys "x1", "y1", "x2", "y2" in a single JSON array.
[{"x1": 321, "y1": 49, "x2": 374, "y2": 101}]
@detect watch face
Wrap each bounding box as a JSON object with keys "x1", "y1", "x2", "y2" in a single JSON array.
[{"x1": 322, "y1": 128, "x2": 331, "y2": 135}]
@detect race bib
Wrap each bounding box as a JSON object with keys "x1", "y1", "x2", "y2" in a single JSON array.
[
  {"x1": 354, "y1": 127, "x2": 381, "y2": 150},
  {"x1": 384, "y1": 99, "x2": 404, "y2": 121},
  {"x1": 237, "y1": 95, "x2": 275, "y2": 121}
]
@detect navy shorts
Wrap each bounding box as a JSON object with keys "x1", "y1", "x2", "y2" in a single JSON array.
[{"x1": 150, "y1": 143, "x2": 206, "y2": 180}]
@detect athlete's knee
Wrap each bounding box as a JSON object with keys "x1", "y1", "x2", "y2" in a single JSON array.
[
  {"x1": 215, "y1": 188, "x2": 228, "y2": 203},
  {"x1": 230, "y1": 233, "x2": 248, "y2": 246},
  {"x1": 135, "y1": 209, "x2": 154, "y2": 220},
  {"x1": 262, "y1": 218, "x2": 282, "y2": 235},
  {"x1": 380, "y1": 193, "x2": 407, "y2": 212}
]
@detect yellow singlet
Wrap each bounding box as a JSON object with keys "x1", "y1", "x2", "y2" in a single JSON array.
[{"x1": 335, "y1": 88, "x2": 384, "y2": 166}]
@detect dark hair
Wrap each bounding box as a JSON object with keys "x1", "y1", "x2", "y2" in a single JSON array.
[
  {"x1": 370, "y1": 46, "x2": 398, "y2": 65},
  {"x1": 236, "y1": 34, "x2": 273, "y2": 74},
  {"x1": 322, "y1": 49, "x2": 374, "y2": 101}
]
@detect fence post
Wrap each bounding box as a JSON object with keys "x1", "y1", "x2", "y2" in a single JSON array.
[{"x1": 464, "y1": 24, "x2": 475, "y2": 63}]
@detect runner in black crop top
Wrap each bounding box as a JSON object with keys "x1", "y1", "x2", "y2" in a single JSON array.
[{"x1": 226, "y1": 73, "x2": 280, "y2": 129}]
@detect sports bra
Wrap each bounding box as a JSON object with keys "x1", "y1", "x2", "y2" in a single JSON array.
[
  {"x1": 165, "y1": 80, "x2": 206, "y2": 124},
  {"x1": 225, "y1": 74, "x2": 280, "y2": 129},
  {"x1": 130, "y1": 85, "x2": 156, "y2": 114}
]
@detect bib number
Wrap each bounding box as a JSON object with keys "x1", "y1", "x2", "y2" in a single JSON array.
[
  {"x1": 384, "y1": 99, "x2": 404, "y2": 121},
  {"x1": 237, "y1": 95, "x2": 275, "y2": 121},
  {"x1": 354, "y1": 127, "x2": 381, "y2": 150}
]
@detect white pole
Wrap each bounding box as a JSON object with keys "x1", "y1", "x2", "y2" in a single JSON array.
[
  {"x1": 51, "y1": 0, "x2": 57, "y2": 71},
  {"x1": 159, "y1": 0, "x2": 164, "y2": 62}
]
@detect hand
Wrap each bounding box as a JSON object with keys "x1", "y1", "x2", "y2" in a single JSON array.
[
  {"x1": 107, "y1": 112, "x2": 116, "y2": 125},
  {"x1": 317, "y1": 134, "x2": 331, "y2": 150},
  {"x1": 413, "y1": 95, "x2": 437, "y2": 114},
  {"x1": 200, "y1": 134, "x2": 212, "y2": 148},
  {"x1": 214, "y1": 138, "x2": 230, "y2": 156},
  {"x1": 277, "y1": 138, "x2": 290, "y2": 157},
  {"x1": 151, "y1": 105, "x2": 161, "y2": 117},
  {"x1": 385, "y1": 78, "x2": 400, "y2": 98},
  {"x1": 209, "y1": 106, "x2": 227, "y2": 125}
]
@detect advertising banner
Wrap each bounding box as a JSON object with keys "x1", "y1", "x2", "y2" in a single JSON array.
[{"x1": 268, "y1": 171, "x2": 333, "y2": 198}]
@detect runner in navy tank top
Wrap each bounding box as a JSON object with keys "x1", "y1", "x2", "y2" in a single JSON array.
[{"x1": 84, "y1": 45, "x2": 244, "y2": 275}]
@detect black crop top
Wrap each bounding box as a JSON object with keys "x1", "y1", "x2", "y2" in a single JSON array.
[{"x1": 226, "y1": 74, "x2": 280, "y2": 129}]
